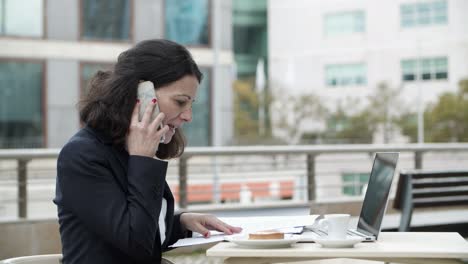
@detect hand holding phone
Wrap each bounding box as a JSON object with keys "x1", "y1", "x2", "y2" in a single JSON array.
[{"x1": 137, "y1": 81, "x2": 165, "y2": 143}]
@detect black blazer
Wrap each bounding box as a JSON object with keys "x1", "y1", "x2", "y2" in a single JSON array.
[{"x1": 54, "y1": 126, "x2": 189, "y2": 264}]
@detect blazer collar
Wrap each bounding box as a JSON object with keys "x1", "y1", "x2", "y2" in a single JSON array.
[
  {"x1": 83, "y1": 125, "x2": 113, "y2": 145},
  {"x1": 83, "y1": 125, "x2": 128, "y2": 168},
  {"x1": 83, "y1": 126, "x2": 129, "y2": 190}
]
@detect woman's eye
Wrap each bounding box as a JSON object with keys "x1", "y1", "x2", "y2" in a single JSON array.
[{"x1": 176, "y1": 100, "x2": 186, "y2": 106}]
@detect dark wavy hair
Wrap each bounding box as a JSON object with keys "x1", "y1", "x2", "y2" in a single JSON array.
[{"x1": 79, "y1": 39, "x2": 202, "y2": 159}]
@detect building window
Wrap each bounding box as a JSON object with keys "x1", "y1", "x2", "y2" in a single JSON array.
[
  {"x1": 401, "y1": 57, "x2": 448, "y2": 82},
  {"x1": 165, "y1": 0, "x2": 209, "y2": 46},
  {"x1": 400, "y1": 0, "x2": 447, "y2": 28},
  {"x1": 401, "y1": 60, "x2": 417, "y2": 81},
  {"x1": 80, "y1": 63, "x2": 114, "y2": 125},
  {"x1": 342, "y1": 172, "x2": 369, "y2": 196},
  {"x1": 183, "y1": 68, "x2": 211, "y2": 146},
  {"x1": 0, "y1": 61, "x2": 44, "y2": 148},
  {"x1": 433, "y1": 57, "x2": 448, "y2": 79},
  {"x1": 81, "y1": 0, "x2": 131, "y2": 41},
  {"x1": 0, "y1": 0, "x2": 43, "y2": 37},
  {"x1": 80, "y1": 63, "x2": 114, "y2": 96},
  {"x1": 325, "y1": 63, "x2": 367, "y2": 86},
  {"x1": 324, "y1": 11, "x2": 365, "y2": 36}
]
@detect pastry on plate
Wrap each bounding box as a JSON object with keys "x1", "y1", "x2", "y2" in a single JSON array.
[{"x1": 248, "y1": 230, "x2": 284, "y2": 240}]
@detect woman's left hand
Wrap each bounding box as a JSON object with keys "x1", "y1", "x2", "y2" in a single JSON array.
[{"x1": 180, "y1": 213, "x2": 242, "y2": 238}]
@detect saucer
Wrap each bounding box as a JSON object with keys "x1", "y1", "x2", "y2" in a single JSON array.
[
  {"x1": 225, "y1": 234, "x2": 301, "y2": 249},
  {"x1": 314, "y1": 236, "x2": 364, "y2": 248}
]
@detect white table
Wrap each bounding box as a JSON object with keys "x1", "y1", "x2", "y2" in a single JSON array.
[{"x1": 206, "y1": 232, "x2": 468, "y2": 264}]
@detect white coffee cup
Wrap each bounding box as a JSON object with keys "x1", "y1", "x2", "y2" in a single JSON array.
[{"x1": 318, "y1": 214, "x2": 350, "y2": 239}]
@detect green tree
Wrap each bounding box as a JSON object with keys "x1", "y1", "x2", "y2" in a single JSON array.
[
  {"x1": 338, "y1": 110, "x2": 376, "y2": 143},
  {"x1": 425, "y1": 79, "x2": 468, "y2": 142},
  {"x1": 397, "y1": 79, "x2": 468, "y2": 142},
  {"x1": 366, "y1": 82, "x2": 403, "y2": 143},
  {"x1": 233, "y1": 79, "x2": 258, "y2": 140},
  {"x1": 233, "y1": 79, "x2": 274, "y2": 144},
  {"x1": 272, "y1": 92, "x2": 327, "y2": 144},
  {"x1": 322, "y1": 100, "x2": 376, "y2": 144},
  {"x1": 395, "y1": 111, "x2": 418, "y2": 143},
  {"x1": 323, "y1": 82, "x2": 403, "y2": 144}
]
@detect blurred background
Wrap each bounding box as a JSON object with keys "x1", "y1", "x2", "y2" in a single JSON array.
[
  {"x1": 1, "y1": 0, "x2": 468, "y2": 262},
  {"x1": 1, "y1": 0, "x2": 468, "y2": 148}
]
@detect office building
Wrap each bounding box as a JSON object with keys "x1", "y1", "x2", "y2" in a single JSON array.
[
  {"x1": 268, "y1": 0, "x2": 468, "y2": 141},
  {"x1": 0, "y1": 0, "x2": 234, "y2": 148}
]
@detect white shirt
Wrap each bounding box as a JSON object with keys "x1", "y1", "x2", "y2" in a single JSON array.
[{"x1": 158, "y1": 198, "x2": 167, "y2": 245}]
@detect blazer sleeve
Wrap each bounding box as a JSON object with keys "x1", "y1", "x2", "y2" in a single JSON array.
[
  {"x1": 165, "y1": 212, "x2": 192, "y2": 248},
  {"x1": 57, "y1": 139, "x2": 167, "y2": 261}
]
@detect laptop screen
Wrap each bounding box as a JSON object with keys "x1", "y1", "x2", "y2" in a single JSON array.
[{"x1": 357, "y1": 152, "x2": 399, "y2": 239}]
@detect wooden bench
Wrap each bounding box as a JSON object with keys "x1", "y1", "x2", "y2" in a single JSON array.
[{"x1": 393, "y1": 170, "x2": 468, "y2": 234}]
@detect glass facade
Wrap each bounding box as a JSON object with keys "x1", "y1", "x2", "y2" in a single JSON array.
[
  {"x1": 82, "y1": 0, "x2": 130, "y2": 41},
  {"x1": 81, "y1": 63, "x2": 114, "y2": 95},
  {"x1": 0, "y1": 0, "x2": 43, "y2": 37},
  {"x1": 342, "y1": 172, "x2": 369, "y2": 196},
  {"x1": 324, "y1": 11, "x2": 365, "y2": 36},
  {"x1": 183, "y1": 68, "x2": 211, "y2": 146},
  {"x1": 233, "y1": 0, "x2": 268, "y2": 78},
  {"x1": 400, "y1": 0, "x2": 447, "y2": 28},
  {"x1": 401, "y1": 60, "x2": 417, "y2": 81},
  {"x1": 0, "y1": 61, "x2": 44, "y2": 148},
  {"x1": 401, "y1": 57, "x2": 448, "y2": 82},
  {"x1": 325, "y1": 63, "x2": 367, "y2": 86},
  {"x1": 165, "y1": 0, "x2": 209, "y2": 46}
]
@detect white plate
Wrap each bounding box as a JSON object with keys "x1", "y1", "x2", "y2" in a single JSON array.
[
  {"x1": 314, "y1": 236, "x2": 364, "y2": 248},
  {"x1": 225, "y1": 234, "x2": 301, "y2": 248}
]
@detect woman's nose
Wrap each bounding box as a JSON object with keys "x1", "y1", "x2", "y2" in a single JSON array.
[{"x1": 180, "y1": 108, "x2": 192, "y2": 122}]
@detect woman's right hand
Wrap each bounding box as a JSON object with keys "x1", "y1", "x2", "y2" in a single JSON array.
[
  {"x1": 180, "y1": 213, "x2": 242, "y2": 238},
  {"x1": 127, "y1": 100, "x2": 169, "y2": 157}
]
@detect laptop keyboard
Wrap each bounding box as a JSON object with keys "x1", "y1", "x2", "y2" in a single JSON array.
[
  {"x1": 309, "y1": 228, "x2": 368, "y2": 238},
  {"x1": 347, "y1": 229, "x2": 368, "y2": 238},
  {"x1": 310, "y1": 228, "x2": 327, "y2": 237}
]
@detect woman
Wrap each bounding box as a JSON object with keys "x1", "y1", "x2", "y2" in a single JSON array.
[{"x1": 54, "y1": 39, "x2": 241, "y2": 264}]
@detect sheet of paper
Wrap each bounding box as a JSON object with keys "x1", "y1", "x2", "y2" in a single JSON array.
[{"x1": 170, "y1": 215, "x2": 318, "y2": 248}]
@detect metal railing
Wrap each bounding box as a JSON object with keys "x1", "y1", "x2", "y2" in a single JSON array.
[{"x1": 1, "y1": 143, "x2": 468, "y2": 218}]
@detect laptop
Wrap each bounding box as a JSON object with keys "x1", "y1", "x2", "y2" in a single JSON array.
[{"x1": 306, "y1": 152, "x2": 399, "y2": 241}]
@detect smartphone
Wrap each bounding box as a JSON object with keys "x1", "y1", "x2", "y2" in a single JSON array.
[{"x1": 137, "y1": 81, "x2": 165, "y2": 143}]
